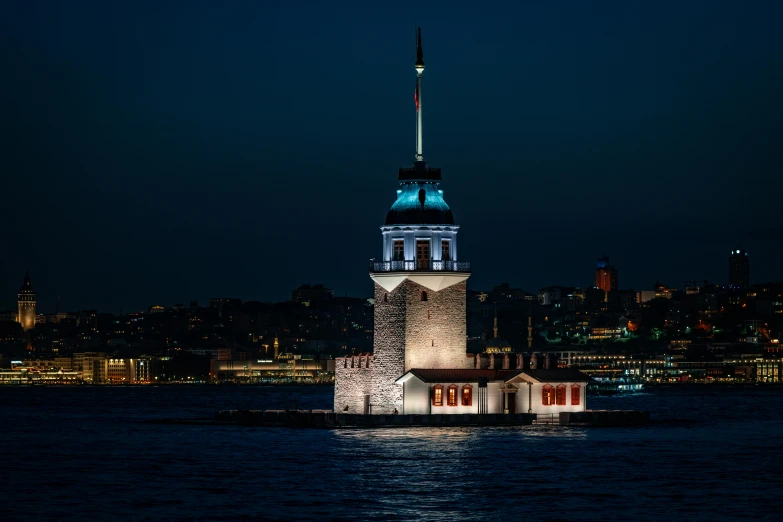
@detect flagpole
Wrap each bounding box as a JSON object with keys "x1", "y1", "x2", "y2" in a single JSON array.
[
  {"x1": 416, "y1": 71, "x2": 423, "y2": 161},
  {"x1": 415, "y1": 27, "x2": 425, "y2": 162}
]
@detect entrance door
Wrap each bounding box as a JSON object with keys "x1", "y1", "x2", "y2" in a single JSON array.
[
  {"x1": 508, "y1": 392, "x2": 517, "y2": 414},
  {"x1": 416, "y1": 240, "x2": 430, "y2": 270}
]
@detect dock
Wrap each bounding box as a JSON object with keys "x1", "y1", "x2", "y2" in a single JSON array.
[{"x1": 211, "y1": 409, "x2": 650, "y2": 428}]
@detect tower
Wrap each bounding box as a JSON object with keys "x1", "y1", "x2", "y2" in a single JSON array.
[
  {"x1": 729, "y1": 248, "x2": 749, "y2": 288},
  {"x1": 334, "y1": 28, "x2": 471, "y2": 414},
  {"x1": 595, "y1": 255, "x2": 618, "y2": 293},
  {"x1": 17, "y1": 271, "x2": 36, "y2": 331},
  {"x1": 369, "y1": 28, "x2": 471, "y2": 413}
]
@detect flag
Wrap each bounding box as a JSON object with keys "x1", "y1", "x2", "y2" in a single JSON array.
[{"x1": 414, "y1": 82, "x2": 419, "y2": 112}]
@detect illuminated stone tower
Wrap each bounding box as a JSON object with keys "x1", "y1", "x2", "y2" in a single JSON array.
[
  {"x1": 333, "y1": 29, "x2": 472, "y2": 414},
  {"x1": 17, "y1": 271, "x2": 36, "y2": 331},
  {"x1": 367, "y1": 28, "x2": 471, "y2": 414}
]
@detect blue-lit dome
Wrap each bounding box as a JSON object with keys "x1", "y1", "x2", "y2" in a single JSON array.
[{"x1": 385, "y1": 182, "x2": 454, "y2": 225}]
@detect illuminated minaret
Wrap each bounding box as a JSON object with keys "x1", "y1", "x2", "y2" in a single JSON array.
[
  {"x1": 17, "y1": 271, "x2": 36, "y2": 331},
  {"x1": 414, "y1": 27, "x2": 425, "y2": 162},
  {"x1": 333, "y1": 28, "x2": 471, "y2": 414}
]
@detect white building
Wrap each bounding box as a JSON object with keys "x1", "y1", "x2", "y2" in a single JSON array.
[{"x1": 396, "y1": 369, "x2": 589, "y2": 415}]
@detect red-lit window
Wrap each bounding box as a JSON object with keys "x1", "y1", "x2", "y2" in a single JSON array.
[
  {"x1": 447, "y1": 385, "x2": 458, "y2": 406},
  {"x1": 442, "y1": 240, "x2": 450, "y2": 261},
  {"x1": 542, "y1": 385, "x2": 554, "y2": 406},
  {"x1": 571, "y1": 385, "x2": 581, "y2": 405},
  {"x1": 556, "y1": 385, "x2": 567, "y2": 405},
  {"x1": 461, "y1": 385, "x2": 473, "y2": 406},
  {"x1": 432, "y1": 385, "x2": 443, "y2": 406}
]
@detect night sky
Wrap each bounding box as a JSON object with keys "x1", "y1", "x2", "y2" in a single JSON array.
[{"x1": 1, "y1": 1, "x2": 781, "y2": 313}]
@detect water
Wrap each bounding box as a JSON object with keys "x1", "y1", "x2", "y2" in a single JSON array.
[{"x1": 2, "y1": 385, "x2": 782, "y2": 521}]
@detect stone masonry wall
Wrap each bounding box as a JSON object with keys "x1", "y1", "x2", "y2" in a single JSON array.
[
  {"x1": 370, "y1": 281, "x2": 406, "y2": 414},
  {"x1": 404, "y1": 280, "x2": 470, "y2": 371},
  {"x1": 333, "y1": 354, "x2": 374, "y2": 413}
]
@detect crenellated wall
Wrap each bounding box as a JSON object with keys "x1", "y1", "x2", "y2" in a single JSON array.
[{"x1": 333, "y1": 354, "x2": 374, "y2": 413}]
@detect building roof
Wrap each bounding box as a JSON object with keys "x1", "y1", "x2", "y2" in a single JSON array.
[
  {"x1": 19, "y1": 271, "x2": 34, "y2": 294},
  {"x1": 399, "y1": 368, "x2": 525, "y2": 384},
  {"x1": 397, "y1": 368, "x2": 593, "y2": 384},
  {"x1": 521, "y1": 369, "x2": 592, "y2": 383},
  {"x1": 385, "y1": 181, "x2": 454, "y2": 226}
]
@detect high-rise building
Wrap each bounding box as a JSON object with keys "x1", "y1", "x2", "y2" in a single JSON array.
[
  {"x1": 17, "y1": 271, "x2": 36, "y2": 331},
  {"x1": 595, "y1": 256, "x2": 618, "y2": 293},
  {"x1": 729, "y1": 249, "x2": 749, "y2": 288}
]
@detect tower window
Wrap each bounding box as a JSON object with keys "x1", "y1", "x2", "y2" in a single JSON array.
[
  {"x1": 421, "y1": 291, "x2": 428, "y2": 302},
  {"x1": 447, "y1": 385, "x2": 458, "y2": 406},
  {"x1": 571, "y1": 385, "x2": 581, "y2": 406},
  {"x1": 393, "y1": 240, "x2": 404, "y2": 261},
  {"x1": 442, "y1": 240, "x2": 450, "y2": 261},
  {"x1": 432, "y1": 385, "x2": 444, "y2": 407},
  {"x1": 416, "y1": 240, "x2": 430, "y2": 270},
  {"x1": 556, "y1": 385, "x2": 567, "y2": 405},
  {"x1": 383, "y1": 293, "x2": 388, "y2": 303}
]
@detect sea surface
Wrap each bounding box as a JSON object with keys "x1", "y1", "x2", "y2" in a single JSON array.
[{"x1": 2, "y1": 385, "x2": 782, "y2": 521}]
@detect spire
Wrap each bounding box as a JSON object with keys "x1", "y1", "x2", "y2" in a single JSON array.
[
  {"x1": 415, "y1": 27, "x2": 425, "y2": 68},
  {"x1": 19, "y1": 270, "x2": 34, "y2": 293},
  {"x1": 414, "y1": 27, "x2": 425, "y2": 162}
]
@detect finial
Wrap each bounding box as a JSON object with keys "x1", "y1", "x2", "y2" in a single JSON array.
[{"x1": 415, "y1": 27, "x2": 425, "y2": 70}]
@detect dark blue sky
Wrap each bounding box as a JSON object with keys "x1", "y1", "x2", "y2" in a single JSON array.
[{"x1": 1, "y1": 1, "x2": 781, "y2": 313}]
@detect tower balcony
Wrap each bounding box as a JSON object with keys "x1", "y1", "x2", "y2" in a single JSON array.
[{"x1": 370, "y1": 259, "x2": 470, "y2": 273}]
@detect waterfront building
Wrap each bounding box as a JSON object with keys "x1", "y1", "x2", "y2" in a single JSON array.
[
  {"x1": 397, "y1": 369, "x2": 589, "y2": 415},
  {"x1": 333, "y1": 29, "x2": 589, "y2": 415},
  {"x1": 17, "y1": 271, "x2": 36, "y2": 331},
  {"x1": 211, "y1": 356, "x2": 334, "y2": 383},
  {"x1": 73, "y1": 352, "x2": 107, "y2": 383}
]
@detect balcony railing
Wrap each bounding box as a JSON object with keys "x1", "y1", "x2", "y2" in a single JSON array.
[{"x1": 370, "y1": 259, "x2": 471, "y2": 273}]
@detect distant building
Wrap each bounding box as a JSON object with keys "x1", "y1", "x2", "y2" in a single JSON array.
[
  {"x1": 595, "y1": 256, "x2": 618, "y2": 294},
  {"x1": 17, "y1": 271, "x2": 36, "y2": 331},
  {"x1": 729, "y1": 248, "x2": 749, "y2": 288},
  {"x1": 487, "y1": 283, "x2": 525, "y2": 303},
  {"x1": 538, "y1": 286, "x2": 563, "y2": 306},
  {"x1": 292, "y1": 284, "x2": 334, "y2": 305},
  {"x1": 73, "y1": 352, "x2": 107, "y2": 383},
  {"x1": 209, "y1": 298, "x2": 241, "y2": 318}
]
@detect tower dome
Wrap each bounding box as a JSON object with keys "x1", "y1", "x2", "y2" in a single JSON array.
[{"x1": 385, "y1": 167, "x2": 454, "y2": 225}]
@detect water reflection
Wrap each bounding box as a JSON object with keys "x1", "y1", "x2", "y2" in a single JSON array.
[{"x1": 3, "y1": 385, "x2": 783, "y2": 521}]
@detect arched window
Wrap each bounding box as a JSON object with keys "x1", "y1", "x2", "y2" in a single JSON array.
[
  {"x1": 542, "y1": 384, "x2": 554, "y2": 406},
  {"x1": 421, "y1": 291, "x2": 428, "y2": 301},
  {"x1": 461, "y1": 385, "x2": 473, "y2": 406},
  {"x1": 447, "y1": 385, "x2": 458, "y2": 406},
  {"x1": 383, "y1": 293, "x2": 388, "y2": 302},
  {"x1": 432, "y1": 385, "x2": 444, "y2": 407},
  {"x1": 556, "y1": 385, "x2": 567, "y2": 405},
  {"x1": 571, "y1": 385, "x2": 581, "y2": 406}
]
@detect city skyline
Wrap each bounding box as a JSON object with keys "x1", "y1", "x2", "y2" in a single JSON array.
[
  {"x1": 0, "y1": 248, "x2": 766, "y2": 315},
  {"x1": 2, "y1": 1, "x2": 781, "y2": 312}
]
